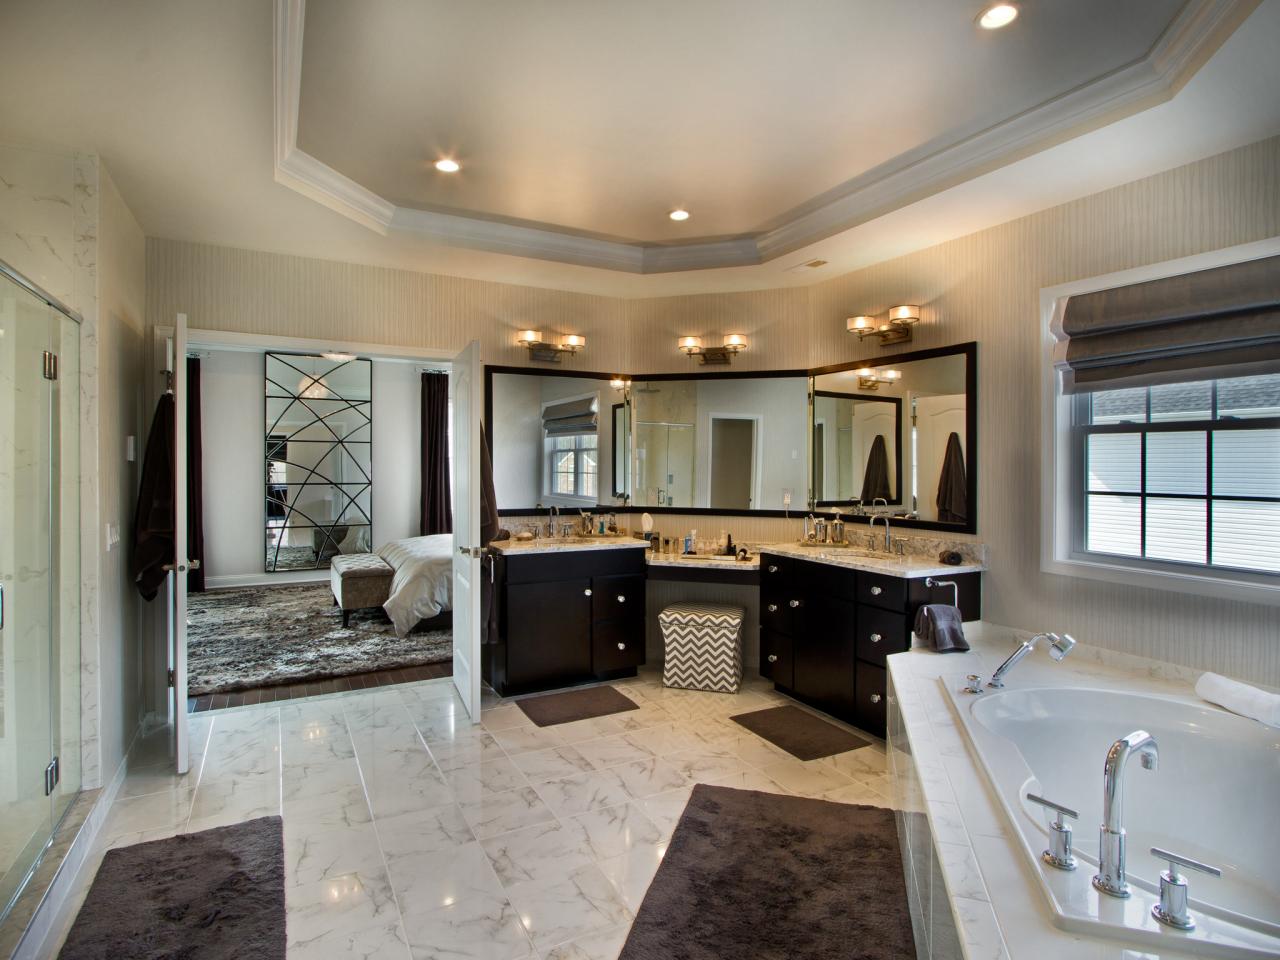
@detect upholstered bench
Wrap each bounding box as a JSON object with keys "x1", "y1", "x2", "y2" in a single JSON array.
[
  {"x1": 329, "y1": 552, "x2": 394, "y2": 627},
  {"x1": 660, "y1": 602, "x2": 745, "y2": 694}
]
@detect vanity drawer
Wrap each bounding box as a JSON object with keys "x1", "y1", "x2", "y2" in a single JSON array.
[
  {"x1": 857, "y1": 572, "x2": 907, "y2": 612},
  {"x1": 760, "y1": 554, "x2": 792, "y2": 588},
  {"x1": 856, "y1": 605, "x2": 906, "y2": 666},
  {"x1": 505, "y1": 547, "x2": 645, "y2": 584},
  {"x1": 592, "y1": 574, "x2": 645, "y2": 622},
  {"x1": 855, "y1": 661, "x2": 888, "y2": 737},
  {"x1": 593, "y1": 618, "x2": 645, "y2": 674},
  {"x1": 760, "y1": 594, "x2": 797, "y2": 635},
  {"x1": 759, "y1": 628, "x2": 794, "y2": 690}
]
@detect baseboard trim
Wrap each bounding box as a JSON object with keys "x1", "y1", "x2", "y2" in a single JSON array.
[{"x1": 205, "y1": 571, "x2": 328, "y2": 589}]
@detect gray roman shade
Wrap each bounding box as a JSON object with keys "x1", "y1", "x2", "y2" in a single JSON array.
[
  {"x1": 1053, "y1": 253, "x2": 1280, "y2": 394},
  {"x1": 543, "y1": 396, "x2": 598, "y2": 436}
]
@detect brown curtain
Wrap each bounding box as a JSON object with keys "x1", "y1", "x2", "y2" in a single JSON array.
[
  {"x1": 420, "y1": 371, "x2": 452, "y2": 534},
  {"x1": 187, "y1": 356, "x2": 206, "y2": 592},
  {"x1": 1054, "y1": 253, "x2": 1280, "y2": 393}
]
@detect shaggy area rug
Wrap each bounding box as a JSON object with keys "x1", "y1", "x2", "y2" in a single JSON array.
[
  {"x1": 59, "y1": 816, "x2": 285, "y2": 959},
  {"x1": 187, "y1": 583, "x2": 451, "y2": 696},
  {"x1": 619, "y1": 785, "x2": 913, "y2": 960}
]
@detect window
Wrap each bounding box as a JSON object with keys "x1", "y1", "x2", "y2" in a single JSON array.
[
  {"x1": 1075, "y1": 374, "x2": 1280, "y2": 576},
  {"x1": 546, "y1": 433, "x2": 598, "y2": 499}
]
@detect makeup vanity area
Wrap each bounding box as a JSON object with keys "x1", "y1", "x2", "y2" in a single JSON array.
[{"x1": 483, "y1": 343, "x2": 983, "y2": 740}]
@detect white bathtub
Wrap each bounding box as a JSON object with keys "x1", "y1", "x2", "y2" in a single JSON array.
[{"x1": 946, "y1": 684, "x2": 1280, "y2": 959}]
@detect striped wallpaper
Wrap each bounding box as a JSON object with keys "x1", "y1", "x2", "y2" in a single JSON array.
[{"x1": 147, "y1": 134, "x2": 1280, "y2": 685}]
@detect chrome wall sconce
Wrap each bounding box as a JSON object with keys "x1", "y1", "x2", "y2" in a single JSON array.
[
  {"x1": 677, "y1": 333, "x2": 749, "y2": 365},
  {"x1": 854, "y1": 366, "x2": 902, "y2": 391},
  {"x1": 847, "y1": 304, "x2": 921, "y2": 346},
  {"x1": 517, "y1": 329, "x2": 586, "y2": 363}
]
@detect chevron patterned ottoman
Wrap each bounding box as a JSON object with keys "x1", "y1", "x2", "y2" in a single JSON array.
[{"x1": 660, "y1": 602, "x2": 745, "y2": 694}]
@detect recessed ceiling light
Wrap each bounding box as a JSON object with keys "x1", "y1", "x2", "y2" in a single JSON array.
[
  {"x1": 434, "y1": 158, "x2": 460, "y2": 173},
  {"x1": 977, "y1": 3, "x2": 1018, "y2": 29},
  {"x1": 669, "y1": 209, "x2": 690, "y2": 222}
]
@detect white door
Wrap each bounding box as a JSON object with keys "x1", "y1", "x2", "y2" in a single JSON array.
[
  {"x1": 450, "y1": 341, "x2": 483, "y2": 722},
  {"x1": 913, "y1": 394, "x2": 966, "y2": 522},
  {"x1": 168, "y1": 313, "x2": 191, "y2": 773}
]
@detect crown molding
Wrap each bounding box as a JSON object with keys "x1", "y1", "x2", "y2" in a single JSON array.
[{"x1": 272, "y1": 0, "x2": 1255, "y2": 274}]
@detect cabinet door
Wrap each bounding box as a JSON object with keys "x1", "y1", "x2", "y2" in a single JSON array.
[
  {"x1": 592, "y1": 574, "x2": 645, "y2": 622},
  {"x1": 506, "y1": 579, "x2": 593, "y2": 690},
  {"x1": 760, "y1": 627, "x2": 794, "y2": 690},
  {"x1": 792, "y1": 593, "x2": 857, "y2": 720},
  {"x1": 593, "y1": 618, "x2": 644, "y2": 674},
  {"x1": 855, "y1": 662, "x2": 888, "y2": 737}
]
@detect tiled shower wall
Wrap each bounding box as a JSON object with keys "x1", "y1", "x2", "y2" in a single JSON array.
[{"x1": 148, "y1": 134, "x2": 1280, "y2": 685}]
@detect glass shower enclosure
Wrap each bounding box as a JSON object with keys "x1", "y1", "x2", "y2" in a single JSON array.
[{"x1": 0, "y1": 261, "x2": 82, "y2": 926}]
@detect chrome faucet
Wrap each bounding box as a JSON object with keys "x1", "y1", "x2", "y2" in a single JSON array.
[
  {"x1": 548, "y1": 504, "x2": 560, "y2": 537},
  {"x1": 869, "y1": 514, "x2": 892, "y2": 551},
  {"x1": 1093, "y1": 730, "x2": 1159, "y2": 899},
  {"x1": 986, "y1": 632, "x2": 1075, "y2": 688}
]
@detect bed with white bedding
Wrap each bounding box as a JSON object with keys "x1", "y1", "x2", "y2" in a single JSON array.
[{"x1": 378, "y1": 534, "x2": 453, "y2": 637}]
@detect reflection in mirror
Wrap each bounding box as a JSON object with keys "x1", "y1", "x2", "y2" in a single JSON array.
[
  {"x1": 490, "y1": 373, "x2": 629, "y2": 511},
  {"x1": 812, "y1": 352, "x2": 968, "y2": 524},
  {"x1": 265, "y1": 353, "x2": 373, "y2": 570},
  {"x1": 612, "y1": 402, "x2": 631, "y2": 499},
  {"x1": 631, "y1": 376, "x2": 809, "y2": 510}
]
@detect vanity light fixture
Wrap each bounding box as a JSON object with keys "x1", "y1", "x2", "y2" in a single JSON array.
[
  {"x1": 517, "y1": 330, "x2": 587, "y2": 363},
  {"x1": 609, "y1": 377, "x2": 630, "y2": 390},
  {"x1": 677, "y1": 334, "x2": 746, "y2": 365},
  {"x1": 977, "y1": 3, "x2": 1018, "y2": 29},
  {"x1": 847, "y1": 304, "x2": 921, "y2": 346},
  {"x1": 855, "y1": 367, "x2": 902, "y2": 391}
]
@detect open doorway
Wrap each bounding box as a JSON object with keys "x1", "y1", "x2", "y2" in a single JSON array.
[{"x1": 708, "y1": 416, "x2": 757, "y2": 510}]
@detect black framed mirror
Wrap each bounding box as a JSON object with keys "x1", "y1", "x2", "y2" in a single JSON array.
[{"x1": 265, "y1": 352, "x2": 373, "y2": 571}]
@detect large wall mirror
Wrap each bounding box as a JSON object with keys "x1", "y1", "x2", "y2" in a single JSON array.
[
  {"x1": 488, "y1": 369, "x2": 629, "y2": 512},
  {"x1": 265, "y1": 352, "x2": 373, "y2": 571},
  {"x1": 630, "y1": 375, "x2": 809, "y2": 511},
  {"x1": 811, "y1": 343, "x2": 975, "y2": 528}
]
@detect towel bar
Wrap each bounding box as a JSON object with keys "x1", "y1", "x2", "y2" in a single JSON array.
[{"x1": 925, "y1": 576, "x2": 959, "y2": 607}]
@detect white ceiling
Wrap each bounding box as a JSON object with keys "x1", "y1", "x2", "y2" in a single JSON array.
[
  {"x1": 0, "y1": 0, "x2": 1277, "y2": 298},
  {"x1": 297, "y1": 0, "x2": 1184, "y2": 244}
]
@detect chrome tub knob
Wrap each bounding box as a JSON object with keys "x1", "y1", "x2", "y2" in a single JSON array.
[
  {"x1": 1150, "y1": 847, "x2": 1220, "y2": 931},
  {"x1": 1027, "y1": 793, "x2": 1079, "y2": 871}
]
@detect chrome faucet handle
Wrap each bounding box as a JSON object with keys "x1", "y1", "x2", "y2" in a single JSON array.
[
  {"x1": 1150, "y1": 847, "x2": 1220, "y2": 931},
  {"x1": 963, "y1": 674, "x2": 985, "y2": 695},
  {"x1": 1027, "y1": 793, "x2": 1079, "y2": 871}
]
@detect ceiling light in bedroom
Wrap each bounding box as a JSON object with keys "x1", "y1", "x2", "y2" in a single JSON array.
[
  {"x1": 434, "y1": 158, "x2": 460, "y2": 173},
  {"x1": 978, "y1": 3, "x2": 1018, "y2": 29}
]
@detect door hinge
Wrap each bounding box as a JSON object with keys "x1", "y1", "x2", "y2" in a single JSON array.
[
  {"x1": 43, "y1": 756, "x2": 59, "y2": 797},
  {"x1": 167, "y1": 668, "x2": 175, "y2": 688},
  {"x1": 42, "y1": 351, "x2": 58, "y2": 380}
]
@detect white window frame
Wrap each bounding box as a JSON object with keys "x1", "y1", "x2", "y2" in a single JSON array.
[
  {"x1": 1040, "y1": 236, "x2": 1280, "y2": 606},
  {"x1": 545, "y1": 432, "x2": 599, "y2": 502}
]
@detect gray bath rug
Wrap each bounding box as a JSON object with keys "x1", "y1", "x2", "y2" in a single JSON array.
[
  {"x1": 619, "y1": 785, "x2": 913, "y2": 960},
  {"x1": 58, "y1": 816, "x2": 286, "y2": 960},
  {"x1": 730, "y1": 704, "x2": 869, "y2": 760},
  {"x1": 187, "y1": 583, "x2": 451, "y2": 696},
  {"x1": 516, "y1": 685, "x2": 639, "y2": 726}
]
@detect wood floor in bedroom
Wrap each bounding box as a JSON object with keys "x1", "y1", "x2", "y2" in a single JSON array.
[{"x1": 187, "y1": 660, "x2": 454, "y2": 713}]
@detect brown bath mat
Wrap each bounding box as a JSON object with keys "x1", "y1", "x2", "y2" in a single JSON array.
[
  {"x1": 619, "y1": 785, "x2": 913, "y2": 960},
  {"x1": 59, "y1": 816, "x2": 285, "y2": 959},
  {"x1": 516, "y1": 685, "x2": 639, "y2": 727},
  {"x1": 730, "y1": 704, "x2": 868, "y2": 760}
]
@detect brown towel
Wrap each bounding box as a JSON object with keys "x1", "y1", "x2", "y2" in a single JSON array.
[
  {"x1": 936, "y1": 432, "x2": 967, "y2": 524},
  {"x1": 860, "y1": 433, "x2": 891, "y2": 503}
]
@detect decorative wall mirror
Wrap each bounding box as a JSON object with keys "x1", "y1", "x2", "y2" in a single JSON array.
[
  {"x1": 486, "y1": 368, "x2": 630, "y2": 513},
  {"x1": 265, "y1": 352, "x2": 373, "y2": 571},
  {"x1": 810, "y1": 342, "x2": 976, "y2": 530}
]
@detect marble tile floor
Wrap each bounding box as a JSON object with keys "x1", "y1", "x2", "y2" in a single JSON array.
[{"x1": 52, "y1": 670, "x2": 894, "y2": 959}]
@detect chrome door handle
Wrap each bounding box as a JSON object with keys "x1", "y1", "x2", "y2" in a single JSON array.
[
  {"x1": 584, "y1": 589, "x2": 593, "y2": 596},
  {"x1": 870, "y1": 633, "x2": 882, "y2": 643},
  {"x1": 767, "y1": 604, "x2": 778, "y2": 612},
  {"x1": 870, "y1": 693, "x2": 882, "y2": 704},
  {"x1": 870, "y1": 585, "x2": 883, "y2": 596},
  {"x1": 767, "y1": 654, "x2": 778, "y2": 663}
]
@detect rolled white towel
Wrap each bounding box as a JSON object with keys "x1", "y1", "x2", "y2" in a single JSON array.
[{"x1": 1194, "y1": 672, "x2": 1280, "y2": 728}]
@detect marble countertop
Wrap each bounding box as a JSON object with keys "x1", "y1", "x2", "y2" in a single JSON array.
[
  {"x1": 758, "y1": 542, "x2": 984, "y2": 578},
  {"x1": 887, "y1": 624, "x2": 1230, "y2": 960},
  {"x1": 646, "y1": 553, "x2": 760, "y2": 570},
  {"x1": 489, "y1": 537, "x2": 648, "y2": 555}
]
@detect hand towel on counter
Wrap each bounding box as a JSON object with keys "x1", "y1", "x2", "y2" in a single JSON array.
[
  {"x1": 1194, "y1": 672, "x2": 1280, "y2": 728},
  {"x1": 913, "y1": 604, "x2": 969, "y2": 653}
]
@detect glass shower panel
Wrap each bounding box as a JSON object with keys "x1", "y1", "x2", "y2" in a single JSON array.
[
  {"x1": 52, "y1": 310, "x2": 80, "y2": 825},
  {"x1": 0, "y1": 280, "x2": 55, "y2": 919}
]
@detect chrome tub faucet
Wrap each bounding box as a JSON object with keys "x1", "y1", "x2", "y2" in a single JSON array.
[{"x1": 1093, "y1": 729, "x2": 1159, "y2": 899}]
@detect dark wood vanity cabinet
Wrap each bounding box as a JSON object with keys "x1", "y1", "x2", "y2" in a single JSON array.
[
  {"x1": 759, "y1": 553, "x2": 980, "y2": 737},
  {"x1": 488, "y1": 548, "x2": 647, "y2": 696}
]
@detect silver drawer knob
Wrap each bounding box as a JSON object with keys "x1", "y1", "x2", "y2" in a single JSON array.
[
  {"x1": 767, "y1": 654, "x2": 778, "y2": 663},
  {"x1": 870, "y1": 693, "x2": 882, "y2": 704},
  {"x1": 789, "y1": 599, "x2": 800, "y2": 608},
  {"x1": 767, "y1": 564, "x2": 778, "y2": 573},
  {"x1": 616, "y1": 595, "x2": 626, "y2": 603},
  {"x1": 870, "y1": 586, "x2": 883, "y2": 596},
  {"x1": 584, "y1": 589, "x2": 592, "y2": 596},
  {"x1": 617, "y1": 642, "x2": 626, "y2": 650},
  {"x1": 767, "y1": 603, "x2": 778, "y2": 612},
  {"x1": 870, "y1": 633, "x2": 882, "y2": 643}
]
